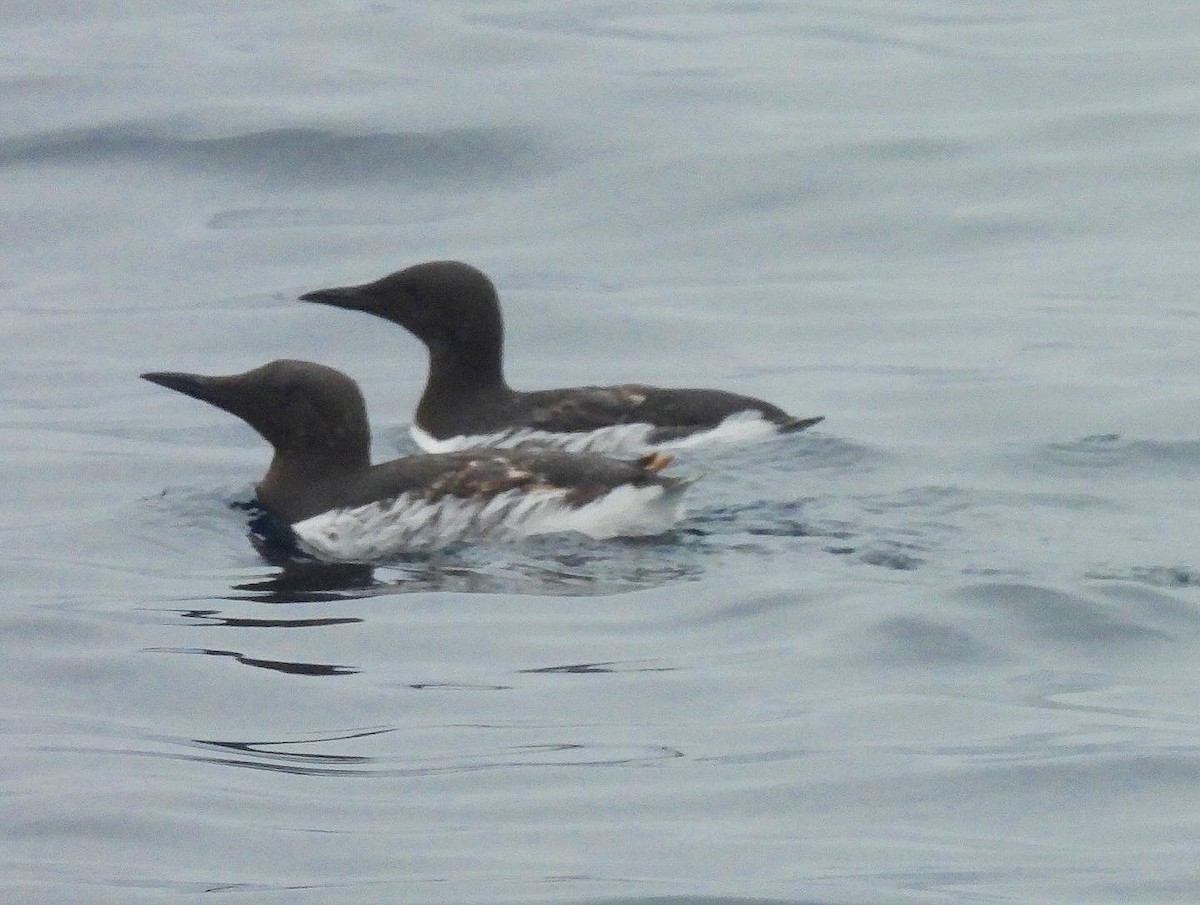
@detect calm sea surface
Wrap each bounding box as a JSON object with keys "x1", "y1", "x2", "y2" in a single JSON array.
[{"x1": 3, "y1": 3, "x2": 1200, "y2": 903}]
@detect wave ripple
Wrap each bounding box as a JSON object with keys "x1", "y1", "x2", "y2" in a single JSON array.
[{"x1": 0, "y1": 124, "x2": 553, "y2": 186}]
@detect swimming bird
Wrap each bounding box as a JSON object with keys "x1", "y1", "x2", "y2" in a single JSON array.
[
  {"x1": 300, "y1": 260, "x2": 823, "y2": 454},
  {"x1": 141, "y1": 359, "x2": 692, "y2": 560}
]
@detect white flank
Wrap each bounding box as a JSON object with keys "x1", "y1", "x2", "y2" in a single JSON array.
[
  {"x1": 409, "y1": 410, "x2": 779, "y2": 456},
  {"x1": 290, "y1": 483, "x2": 687, "y2": 562},
  {"x1": 657, "y1": 410, "x2": 785, "y2": 449}
]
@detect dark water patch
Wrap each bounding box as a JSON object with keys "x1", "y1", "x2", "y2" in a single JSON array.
[
  {"x1": 0, "y1": 124, "x2": 555, "y2": 187},
  {"x1": 172, "y1": 608, "x2": 362, "y2": 629},
  {"x1": 236, "y1": 537, "x2": 703, "y2": 599},
  {"x1": 1099, "y1": 877, "x2": 1200, "y2": 902},
  {"x1": 858, "y1": 546, "x2": 924, "y2": 571},
  {"x1": 1086, "y1": 580, "x2": 1200, "y2": 636},
  {"x1": 190, "y1": 726, "x2": 390, "y2": 765},
  {"x1": 956, "y1": 583, "x2": 1176, "y2": 648},
  {"x1": 521, "y1": 659, "x2": 675, "y2": 675},
  {"x1": 1012, "y1": 672, "x2": 1161, "y2": 720},
  {"x1": 872, "y1": 616, "x2": 999, "y2": 665},
  {"x1": 1086, "y1": 565, "x2": 1200, "y2": 590},
  {"x1": 392, "y1": 539, "x2": 700, "y2": 596},
  {"x1": 1039, "y1": 433, "x2": 1200, "y2": 472},
  {"x1": 228, "y1": 561, "x2": 380, "y2": 603},
  {"x1": 1031, "y1": 102, "x2": 1200, "y2": 151},
  {"x1": 681, "y1": 587, "x2": 807, "y2": 629},
  {"x1": 128, "y1": 733, "x2": 683, "y2": 777},
  {"x1": 147, "y1": 646, "x2": 358, "y2": 677},
  {"x1": 940, "y1": 751, "x2": 1200, "y2": 800},
  {"x1": 134, "y1": 725, "x2": 398, "y2": 776}
]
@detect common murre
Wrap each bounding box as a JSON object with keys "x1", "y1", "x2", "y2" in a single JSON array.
[
  {"x1": 300, "y1": 261, "x2": 823, "y2": 454},
  {"x1": 141, "y1": 359, "x2": 693, "y2": 560}
]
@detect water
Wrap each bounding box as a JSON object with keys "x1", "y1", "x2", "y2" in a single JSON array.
[{"x1": 4, "y1": 2, "x2": 1200, "y2": 902}]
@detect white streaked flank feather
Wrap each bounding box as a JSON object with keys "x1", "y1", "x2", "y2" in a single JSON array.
[
  {"x1": 409, "y1": 410, "x2": 780, "y2": 456},
  {"x1": 291, "y1": 482, "x2": 688, "y2": 562}
]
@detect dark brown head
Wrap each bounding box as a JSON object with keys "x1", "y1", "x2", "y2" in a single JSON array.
[
  {"x1": 141, "y1": 359, "x2": 371, "y2": 469},
  {"x1": 299, "y1": 260, "x2": 506, "y2": 384}
]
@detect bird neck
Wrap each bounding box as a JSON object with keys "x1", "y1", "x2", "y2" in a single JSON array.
[
  {"x1": 416, "y1": 344, "x2": 513, "y2": 436},
  {"x1": 257, "y1": 448, "x2": 370, "y2": 523}
]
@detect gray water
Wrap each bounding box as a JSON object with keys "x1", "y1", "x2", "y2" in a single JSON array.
[{"x1": 4, "y1": 3, "x2": 1200, "y2": 903}]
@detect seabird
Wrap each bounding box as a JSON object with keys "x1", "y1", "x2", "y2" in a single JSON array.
[
  {"x1": 141, "y1": 359, "x2": 692, "y2": 560},
  {"x1": 300, "y1": 260, "x2": 823, "y2": 454}
]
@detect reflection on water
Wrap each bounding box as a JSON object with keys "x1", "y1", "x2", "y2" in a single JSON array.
[
  {"x1": 520, "y1": 660, "x2": 676, "y2": 675},
  {"x1": 230, "y1": 560, "x2": 379, "y2": 603},
  {"x1": 154, "y1": 731, "x2": 686, "y2": 777},
  {"x1": 176, "y1": 608, "x2": 362, "y2": 629},
  {"x1": 226, "y1": 547, "x2": 703, "y2": 600},
  {"x1": 147, "y1": 646, "x2": 358, "y2": 676}
]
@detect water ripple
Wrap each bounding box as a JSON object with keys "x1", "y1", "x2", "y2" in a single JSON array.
[
  {"x1": 147, "y1": 646, "x2": 359, "y2": 677},
  {"x1": 141, "y1": 731, "x2": 684, "y2": 777},
  {"x1": 0, "y1": 123, "x2": 555, "y2": 186},
  {"x1": 1039, "y1": 433, "x2": 1200, "y2": 472},
  {"x1": 955, "y1": 582, "x2": 1180, "y2": 648}
]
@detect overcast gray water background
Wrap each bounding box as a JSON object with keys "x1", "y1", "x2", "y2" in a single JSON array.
[{"x1": 3, "y1": 3, "x2": 1200, "y2": 903}]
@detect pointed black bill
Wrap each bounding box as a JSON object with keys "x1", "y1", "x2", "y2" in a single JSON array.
[
  {"x1": 298, "y1": 284, "x2": 372, "y2": 311},
  {"x1": 141, "y1": 371, "x2": 251, "y2": 423},
  {"x1": 141, "y1": 370, "x2": 223, "y2": 404}
]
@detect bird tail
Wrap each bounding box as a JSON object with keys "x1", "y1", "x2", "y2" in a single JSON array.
[{"x1": 780, "y1": 415, "x2": 824, "y2": 432}]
